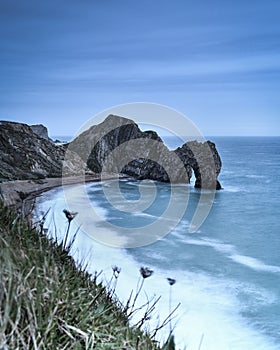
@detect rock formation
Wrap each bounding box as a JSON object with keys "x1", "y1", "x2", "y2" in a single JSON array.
[
  {"x1": 68, "y1": 115, "x2": 222, "y2": 189},
  {"x1": 30, "y1": 124, "x2": 51, "y2": 141},
  {"x1": 0, "y1": 121, "x2": 83, "y2": 181},
  {"x1": 175, "y1": 141, "x2": 222, "y2": 189},
  {"x1": 0, "y1": 116, "x2": 222, "y2": 189}
]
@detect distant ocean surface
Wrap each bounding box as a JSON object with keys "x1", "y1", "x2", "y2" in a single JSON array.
[{"x1": 36, "y1": 137, "x2": 280, "y2": 349}]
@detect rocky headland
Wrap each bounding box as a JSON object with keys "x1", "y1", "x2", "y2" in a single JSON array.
[
  {"x1": 0, "y1": 120, "x2": 85, "y2": 182},
  {"x1": 0, "y1": 115, "x2": 222, "y2": 207},
  {"x1": 68, "y1": 115, "x2": 222, "y2": 189}
]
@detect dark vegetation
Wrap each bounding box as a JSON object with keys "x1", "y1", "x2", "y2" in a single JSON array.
[{"x1": 0, "y1": 204, "x2": 177, "y2": 349}]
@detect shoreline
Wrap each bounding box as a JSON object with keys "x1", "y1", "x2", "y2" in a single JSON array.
[{"x1": 0, "y1": 173, "x2": 127, "y2": 211}]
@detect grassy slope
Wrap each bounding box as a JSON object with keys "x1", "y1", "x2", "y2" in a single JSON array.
[{"x1": 0, "y1": 205, "x2": 165, "y2": 350}]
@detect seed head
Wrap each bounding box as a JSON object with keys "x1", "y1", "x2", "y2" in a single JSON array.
[
  {"x1": 140, "y1": 267, "x2": 154, "y2": 279},
  {"x1": 63, "y1": 209, "x2": 78, "y2": 222},
  {"x1": 167, "y1": 278, "x2": 176, "y2": 286},
  {"x1": 112, "y1": 265, "x2": 121, "y2": 277}
]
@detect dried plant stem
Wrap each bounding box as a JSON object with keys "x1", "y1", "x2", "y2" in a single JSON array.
[
  {"x1": 151, "y1": 303, "x2": 181, "y2": 339},
  {"x1": 62, "y1": 220, "x2": 71, "y2": 250},
  {"x1": 169, "y1": 284, "x2": 172, "y2": 333},
  {"x1": 0, "y1": 204, "x2": 162, "y2": 349}
]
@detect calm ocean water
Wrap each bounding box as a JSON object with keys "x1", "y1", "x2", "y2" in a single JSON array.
[{"x1": 36, "y1": 137, "x2": 280, "y2": 349}]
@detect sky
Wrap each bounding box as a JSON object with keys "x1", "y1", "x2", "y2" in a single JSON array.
[{"x1": 0, "y1": 0, "x2": 279, "y2": 136}]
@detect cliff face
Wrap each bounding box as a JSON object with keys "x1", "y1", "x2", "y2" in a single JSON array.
[
  {"x1": 0, "y1": 121, "x2": 83, "y2": 181},
  {"x1": 0, "y1": 121, "x2": 63, "y2": 181},
  {"x1": 69, "y1": 115, "x2": 222, "y2": 189},
  {"x1": 30, "y1": 124, "x2": 51, "y2": 141},
  {"x1": 0, "y1": 116, "x2": 222, "y2": 189}
]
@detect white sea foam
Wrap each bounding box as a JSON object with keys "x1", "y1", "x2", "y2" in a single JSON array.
[
  {"x1": 223, "y1": 186, "x2": 243, "y2": 193},
  {"x1": 35, "y1": 186, "x2": 279, "y2": 350},
  {"x1": 245, "y1": 174, "x2": 265, "y2": 179},
  {"x1": 36, "y1": 185, "x2": 129, "y2": 247},
  {"x1": 170, "y1": 229, "x2": 235, "y2": 255},
  {"x1": 174, "y1": 233, "x2": 280, "y2": 276},
  {"x1": 229, "y1": 255, "x2": 280, "y2": 274},
  {"x1": 187, "y1": 237, "x2": 235, "y2": 254},
  {"x1": 133, "y1": 212, "x2": 158, "y2": 219},
  {"x1": 221, "y1": 170, "x2": 235, "y2": 175}
]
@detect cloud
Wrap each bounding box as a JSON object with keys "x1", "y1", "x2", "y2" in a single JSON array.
[{"x1": 0, "y1": 0, "x2": 280, "y2": 135}]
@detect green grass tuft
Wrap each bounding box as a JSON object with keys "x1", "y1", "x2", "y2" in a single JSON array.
[{"x1": 0, "y1": 204, "x2": 163, "y2": 349}]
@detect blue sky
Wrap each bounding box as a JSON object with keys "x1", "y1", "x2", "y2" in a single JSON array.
[{"x1": 0, "y1": 0, "x2": 279, "y2": 136}]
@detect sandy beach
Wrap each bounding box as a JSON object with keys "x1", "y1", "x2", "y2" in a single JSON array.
[{"x1": 0, "y1": 173, "x2": 126, "y2": 211}]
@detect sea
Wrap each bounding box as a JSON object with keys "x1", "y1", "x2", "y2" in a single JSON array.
[{"x1": 36, "y1": 136, "x2": 280, "y2": 350}]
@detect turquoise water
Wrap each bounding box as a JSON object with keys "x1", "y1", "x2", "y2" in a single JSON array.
[
  {"x1": 37, "y1": 137, "x2": 280, "y2": 349},
  {"x1": 125, "y1": 137, "x2": 280, "y2": 347}
]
